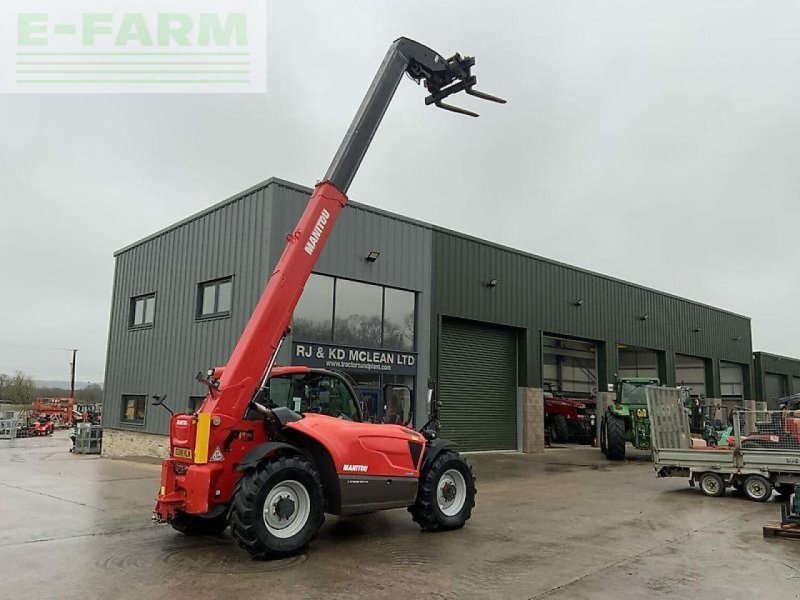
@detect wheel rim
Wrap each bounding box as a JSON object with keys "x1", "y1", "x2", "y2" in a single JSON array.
[
  {"x1": 262, "y1": 480, "x2": 311, "y2": 539},
  {"x1": 437, "y1": 469, "x2": 467, "y2": 517},
  {"x1": 702, "y1": 477, "x2": 720, "y2": 495},
  {"x1": 746, "y1": 478, "x2": 768, "y2": 499}
]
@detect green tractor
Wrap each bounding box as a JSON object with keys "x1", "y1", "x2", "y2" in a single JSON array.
[{"x1": 600, "y1": 377, "x2": 661, "y2": 460}]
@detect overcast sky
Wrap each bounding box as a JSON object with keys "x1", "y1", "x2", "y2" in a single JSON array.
[{"x1": 1, "y1": 0, "x2": 799, "y2": 382}]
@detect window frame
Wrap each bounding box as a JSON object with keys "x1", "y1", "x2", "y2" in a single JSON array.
[
  {"x1": 196, "y1": 276, "x2": 234, "y2": 321},
  {"x1": 129, "y1": 293, "x2": 156, "y2": 330},
  {"x1": 120, "y1": 394, "x2": 147, "y2": 426}
]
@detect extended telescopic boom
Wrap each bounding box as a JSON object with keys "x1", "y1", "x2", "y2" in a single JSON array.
[{"x1": 201, "y1": 37, "x2": 505, "y2": 421}]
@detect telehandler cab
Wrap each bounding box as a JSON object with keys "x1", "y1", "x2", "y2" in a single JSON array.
[{"x1": 152, "y1": 37, "x2": 505, "y2": 559}]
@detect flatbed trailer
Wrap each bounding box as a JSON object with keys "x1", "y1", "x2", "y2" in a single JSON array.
[{"x1": 646, "y1": 386, "x2": 800, "y2": 502}]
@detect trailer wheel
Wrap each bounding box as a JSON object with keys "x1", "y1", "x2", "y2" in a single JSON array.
[
  {"x1": 552, "y1": 415, "x2": 569, "y2": 443},
  {"x1": 742, "y1": 475, "x2": 773, "y2": 502},
  {"x1": 698, "y1": 472, "x2": 725, "y2": 497},
  {"x1": 230, "y1": 455, "x2": 324, "y2": 559},
  {"x1": 409, "y1": 450, "x2": 476, "y2": 531},
  {"x1": 605, "y1": 412, "x2": 626, "y2": 461},
  {"x1": 170, "y1": 511, "x2": 228, "y2": 536}
]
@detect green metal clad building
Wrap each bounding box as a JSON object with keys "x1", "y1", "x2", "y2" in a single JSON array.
[
  {"x1": 102, "y1": 178, "x2": 756, "y2": 454},
  {"x1": 753, "y1": 352, "x2": 800, "y2": 407}
]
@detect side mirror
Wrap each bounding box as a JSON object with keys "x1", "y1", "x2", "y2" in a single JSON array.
[
  {"x1": 427, "y1": 377, "x2": 437, "y2": 419},
  {"x1": 151, "y1": 394, "x2": 174, "y2": 416}
]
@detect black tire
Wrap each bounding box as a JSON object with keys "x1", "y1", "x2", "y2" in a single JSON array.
[
  {"x1": 742, "y1": 475, "x2": 773, "y2": 502},
  {"x1": 409, "y1": 451, "x2": 476, "y2": 532},
  {"x1": 552, "y1": 415, "x2": 569, "y2": 443},
  {"x1": 170, "y1": 511, "x2": 229, "y2": 536},
  {"x1": 776, "y1": 483, "x2": 796, "y2": 497},
  {"x1": 229, "y1": 455, "x2": 325, "y2": 559},
  {"x1": 698, "y1": 472, "x2": 725, "y2": 497},
  {"x1": 605, "y1": 412, "x2": 626, "y2": 461},
  {"x1": 599, "y1": 417, "x2": 607, "y2": 454}
]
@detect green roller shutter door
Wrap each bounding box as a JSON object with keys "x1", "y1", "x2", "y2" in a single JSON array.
[{"x1": 439, "y1": 318, "x2": 518, "y2": 451}]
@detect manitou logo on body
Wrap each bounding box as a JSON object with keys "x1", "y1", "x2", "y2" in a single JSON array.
[
  {"x1": 304, "y1": 208, "x2": 331, "y2": 256},
  {"x1": 342, "y1": 464, "x2": 368, "y2": 473}
]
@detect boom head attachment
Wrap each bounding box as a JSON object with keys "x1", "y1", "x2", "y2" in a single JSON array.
[{"x1": 397, "y1": 38, "x2": 507, "y2": 117}]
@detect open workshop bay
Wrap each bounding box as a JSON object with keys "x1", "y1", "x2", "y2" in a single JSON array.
[{"x1": 1, "y1": 432, "x2": 798, "y2": 600}]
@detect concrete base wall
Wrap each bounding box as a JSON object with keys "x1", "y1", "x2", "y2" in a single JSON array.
[
  {"x1": 521, "y1": 387, "x2": 544, "y2": 454},
  {"x1": 102, "y1": 428, "x2": 169, "y2": 459}
]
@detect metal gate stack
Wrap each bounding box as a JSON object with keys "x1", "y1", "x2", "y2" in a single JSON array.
[
  {"x1": 73, "y1": 424, "x2": 103, "y2": 454},
  {"x1": 0, "y1": 419, "x2": 22, "y2": 440}
]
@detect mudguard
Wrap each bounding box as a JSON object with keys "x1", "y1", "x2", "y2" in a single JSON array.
[
  {"x1": 236, "y1": 441, "x2": 307, "y2": 471},
  {"x1": 420, "y1": 437, "x2": 458, "y2": 475}
]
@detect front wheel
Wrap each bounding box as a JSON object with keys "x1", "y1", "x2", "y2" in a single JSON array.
[
  {"x1": 698, "y1": 472, "x2": 725, "y2": 497},
  {"x1": 605, "y1": 412, "x2": 626, "y2": 461},
  {"x1": 409, "y1": 451, "x2": 476, "y2": 531},
  {"x1": 230, "y1": 456, "x2": 325, "y2": 559}
]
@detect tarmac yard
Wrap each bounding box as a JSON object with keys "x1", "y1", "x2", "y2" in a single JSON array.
[{"x1": 1, "y1": 432, "x2": 798, "y2": 600}]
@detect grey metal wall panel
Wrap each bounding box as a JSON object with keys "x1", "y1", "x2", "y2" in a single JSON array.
[
  {"x1": 103, "y1": 186, "x2": 273, "y2": 434},
  {"x1": 103, "y1": 179, "x2": 433, "y2": 435},
  {"x1": 430, "y1": 229, "x2": 753, "y2": 396}
]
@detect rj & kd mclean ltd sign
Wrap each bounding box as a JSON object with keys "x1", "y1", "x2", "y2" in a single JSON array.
[{"x1": 292, "y1": 342, "x2": 416, "y2": 376}]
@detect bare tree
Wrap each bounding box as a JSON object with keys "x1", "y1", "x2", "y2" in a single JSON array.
[{"x1": 7, "y1": 371, "x2": 35, "y2": 405}]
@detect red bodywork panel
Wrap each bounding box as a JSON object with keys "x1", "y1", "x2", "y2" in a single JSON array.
[
  {"x1": 544, "y1": 396, "x2": 595, "y2": 422},
  {"x1": 288, "y1": 415, "x2": 420, "y2": 476}
]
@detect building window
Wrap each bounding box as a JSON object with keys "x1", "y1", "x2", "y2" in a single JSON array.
[
  {"x1": 197, "y1": 277, "x2": 233, "y2": 319},
  {"x1": 293, "y1": 274, "x2": 334, "y2": 342},
  {"x1": 293, "y1": 275, "x2": 416, "y2": 350},
  {"x1": 121, "y1": 395, "x2": 146, "y2": 424},
  {"x1": 382, "y1": 287, "x2": 415, "y2": 350},
  {"x1": 334, "y1": 279, "x2": 383, "y2": 346},
  {"x1": 129, "y1": 293, "x2": 156, "y2": 328},
  {"x1": 188, "y1": 396, "x2": 205, "y2": 413}
]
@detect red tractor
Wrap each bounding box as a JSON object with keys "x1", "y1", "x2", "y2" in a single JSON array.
[
  {"x1": 31, "y1": 416, "x2": 55, "y2": 436},
  {"x1": 544, "y1": 392, "x2": 596, "y2": 445},
  {"x1": 152, "y1": 37, "x2": 504, "y2": 559}
]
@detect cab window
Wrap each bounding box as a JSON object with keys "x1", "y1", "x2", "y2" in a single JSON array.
[{"x1": 267, "y1": 373, "x2": 359, "y2": 420}]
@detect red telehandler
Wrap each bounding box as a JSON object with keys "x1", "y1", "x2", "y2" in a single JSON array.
[{"x1": 153, "y1": 37, "x2": 505, "y2": 559}]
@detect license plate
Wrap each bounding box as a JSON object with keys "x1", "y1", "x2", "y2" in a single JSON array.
[{"x1": 173, "y1": 447, "x2": 192, "y2": 459}]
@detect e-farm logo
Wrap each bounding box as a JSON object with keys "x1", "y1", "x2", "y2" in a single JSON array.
[{"x1": 0, "y1": 0, "x2": 266, "y2": 93}]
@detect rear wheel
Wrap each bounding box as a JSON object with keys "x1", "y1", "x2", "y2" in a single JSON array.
[
  {"x1": 230, "y1": 455, "x2": 324, "y2": 559},
  {"x1": 552, "y1": 415, "x2": 569, "y2": 443},
  {"x1": 170, "y1": 511, "x2": 228, "y2": 536},
  {"x1": 409, "y1": 451, "x2": 476, "y2": 531},
  {"x1": 698, "y1": 472, "x2": 725, "y2": 497},
  {"x1": 742, "y1": 475, "x2": 773, "y2": 502},
  {"x1": 605, "y1": 412, "x2": 626, "y2": 461}
]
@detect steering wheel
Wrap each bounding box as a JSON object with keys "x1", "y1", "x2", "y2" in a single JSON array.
[{"x1": 305, "y1": 405, "x2": 322, "y2": 414}]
